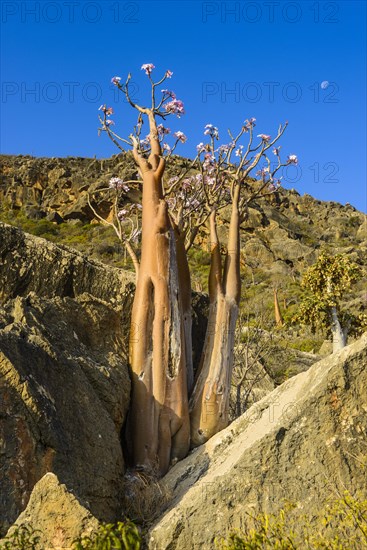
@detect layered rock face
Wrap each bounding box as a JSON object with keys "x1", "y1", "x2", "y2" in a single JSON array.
[
  {"x1": 0, "y1": 223, "x2": 133, "y2": 535},
  {"x1": 149, "y1": 333, "x2": 367, "y2": 549}
]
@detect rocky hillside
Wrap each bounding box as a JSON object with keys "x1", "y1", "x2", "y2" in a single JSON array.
[{"x1": 1, "y1": 154, "x2": 366, "y2": 274}]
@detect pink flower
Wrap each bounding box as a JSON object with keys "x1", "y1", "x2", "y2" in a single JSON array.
[
  {"x1": 105, "y1": 119, "x2": 115, "y2": 126},
  {"x1": 161, "y1": 89, "x2": 176, "y2": 99},
  {"x1": 98, "y1": 104, "x2": 113, "y2": 115},
  {"x1": 164, "y1": 99, "x2": 185, "y2": 117},
  {"x1": 174, "y1": 131, "x2": 187, "y2": 143},
  {"x1": 196, "y1": 142, "x2": 205, "y2": 153},
  {"x1": 204, "y1": 124, "x2": 219, "y2": 139},
  {"x1": 272, "y1": 146, "x2": 281, "y2": 156},
  {"x1": 163, "y1": 143, "x2": 171, "y2": 153},
  {"x1": 287, "y1": 154, "x2": 298, "y2": 164},
  {"x1": 244, "y1": 118, "x2": 256, "y2": 131},
  {"x1": 109, "y1": 177, "x2": 130, "y2": 192},
  {"x1": 141, "y1": 63, "x2": 155, "y2": 75},
  {"x1": 257, "y1": 134, "x2": 271, "y2": 142},
  {"x1": 117, "y1": 209, "x2": 129, "y2": 220},
  {"x1": 157, "y1": 124, "x2": 171, "y2": 135},
  {"x1": 111, "y1": 76, "x2": 121, "y2": 85},
  {"x1": 235, "y1": 145, "x2": 243, "y2": 157},
  {"x1": 165, "y1": 70, "x2": 173, "y2": 78}
]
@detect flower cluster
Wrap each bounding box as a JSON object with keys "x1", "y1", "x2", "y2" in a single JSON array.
[
  {"x1": 165, "y1": 70, "x2": 173, "y2": 78},
  {"x1": 99, "y1": 104, "x2": 115, "y2": 126},
  {"x1": 157, "y1": 124, "x2": 171, "y2": 136},
  {"x1": 109, "y1": 177, "x2": 130, "y2": 192},
  {"x1": 244, "y1": 117, "x2": 256, "y2": 131},
  {"x1": 196, "y1": 142, "x2": 210, "y2": 153},
  {"x1": 141, "y1": 63, "x2": 155, "y2": 75},
  {"x1": 272, "y1": 146, "x2": 281, "y2": 156},
  {"x1": 99, "y1": 105, "x2": 113, "y2": 116},
  {"x1": 164, "y1": 98, "x2": 185, "y2": 117},
  {"x1": 235, "y1": 145, "x2": 244, "y2": 157},
  {"x1": 287, "y1": 154, "x2": 298, "y2": 164},
  {"x1": 117, "y1": 203, "x2": 142, "y2": 221},
  {"x1": 204, "y1": 124, "x2": 219, "y2": 139},
  {"x1": 174, "y1": 131, "x2": 187, "y2": 143},
  {"x1": 257, "y1": 134, "x2": 271, "y2": 143},
  {"x1": 111, "y1": 76, "x2": 121, "y2": 86},
  {"x1": 161, "y1": 89, "x2": 176, "y2": 99}
]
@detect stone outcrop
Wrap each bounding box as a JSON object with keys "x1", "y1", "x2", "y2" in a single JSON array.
[
  {"x1": 149, "y1": 333, "x2": 367, "y2": 549},
  {"x1": 2, "y1": 473, "x2": 99, "y2": 550},
  {"x1": 0, "y1": 223, "x2": 134, "y2": 536}
]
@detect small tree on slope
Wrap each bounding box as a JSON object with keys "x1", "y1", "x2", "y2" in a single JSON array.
[{"x1": 294, "y1": 253, "x2": 364, "y2": 352}]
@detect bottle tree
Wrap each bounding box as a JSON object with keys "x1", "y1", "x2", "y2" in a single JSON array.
[
  {"x1": 294, "y1": 253, "x2": 364, "y2": 352},
  {"x1": 95, "y1": 64, "x2": 296, "y2": 475}
]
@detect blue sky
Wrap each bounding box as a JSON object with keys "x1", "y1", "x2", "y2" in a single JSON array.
[{"x1": 1, "y1": 0, "x2": 366, "y2": 211}]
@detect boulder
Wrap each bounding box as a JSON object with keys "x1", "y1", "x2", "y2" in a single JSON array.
[
  {"x1": 2, "y1": 473, "x2": 99, "y2": 550},
  {"x1": 149, "y1": 333, "x2": 367, "y2": 549}
]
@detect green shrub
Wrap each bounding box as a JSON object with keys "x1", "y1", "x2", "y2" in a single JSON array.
[
  {"x1": 73, "y1": 521, "x2": 141, "y2": 549},
  {"x1": 0, "y1": 525, "x2": 41, "y2": 549},
  {"x1": 217, "y1": 492, "x2": 367, "y2": 549}
]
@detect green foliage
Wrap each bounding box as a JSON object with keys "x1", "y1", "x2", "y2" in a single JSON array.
[
  {"x1": 73, "y1": 521, "x2": 141, "y2": 550},
  {"x1": 302, "y1": 253, "x2": 362, "y2": 303},
  {"x1": 217, "y1": 492, "x2": 367, "y2": 549},
  {"x1": 0, "y1": 525, "x2": 41, "y2": 550},
  {"x1": 293, "y1": 253, "x2": 364, "y2": 332}
]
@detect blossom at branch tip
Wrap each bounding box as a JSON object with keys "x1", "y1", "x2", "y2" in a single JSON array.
[
  {"x1": 98, "y1": 105, "x2": 114, "y2": 116},
  {"x1": 268, "y1": 178, "x2": 282, "y2": 192},
  {"x1": 218, "y1": 144, "x2": 231, "y2": 154},
  {"x1": 111, "y1": 76, "x2": 121, "y2": 86},
  {"x1": 141, "y1": 63, "x2": 155, "y2": 75},
  {"x1": 235, "y1": 145, "x2": 244, "y2": 157},
  {"x1": 164, "y1": 99, "x2": 185, "y2": 117},
  {"x1": 257, "y1": 134, "x2": 271, "y2": 142},
  {"x1": 157, "y1": 124, "x2": 171, "y2": 136},
  {"x1": 256, "y1": 167, "x2": 269, "y2": 178},
  {"x1": 174, "y1": 131, "x2": 187, "y2": 143},
  {"x1": 109, "y1": 177, "x2": 130, "y2": 192},
  {"x1": 163, "y1": 143, "x2": 171, "y2": 153},
  {"x1": 287, "y1": 154, "x2": 298, "y2": 164},
  {"x1": 117, "y1": 209, "x2": 129, "y2": 221},
  {"x1": 203, "y1": 153, "x2": 216, "y2": 173},
  {"x1": 161, "y1": 89, "x2": 176, "y2": 99},
  {"x1": 204, "y1": 124, "x2": 219, "y2": 139},
  {"x1": 244, "y1": 117, "x2": 256, "y2": 131},
  {"x1": 204, "y1": 176, "x2": 216, "y2": 186},
  {"x1": 272, "y1": 146, "x2": 281, "y2": 156},
  {"x1": 196, "y1": 142, "x2": 205, "y2": 153},
  {"x1": 165, "y1": 70, "x2": 173, "y2": 78},
  {"x1": 105, "y1": 119, "x2": 115, "y2": 126}
]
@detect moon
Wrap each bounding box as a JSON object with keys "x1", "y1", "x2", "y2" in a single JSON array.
[{"x1": 321, "y1": 81, "x2": 329, "y2": 89}]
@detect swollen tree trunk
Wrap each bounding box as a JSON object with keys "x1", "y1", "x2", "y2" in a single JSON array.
[
  {"x1": 175, "y1": 229, "x2": 194, "y2": 396},
  {"x1": 190, "y1": 195, "x2": 241, "y2": 448},
  {"x1": 330, "y1": 305, "x2": 347, "y2": 352},
  {"x1": 127, "y1": 114, "x2": 190, "y2": 476}
]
